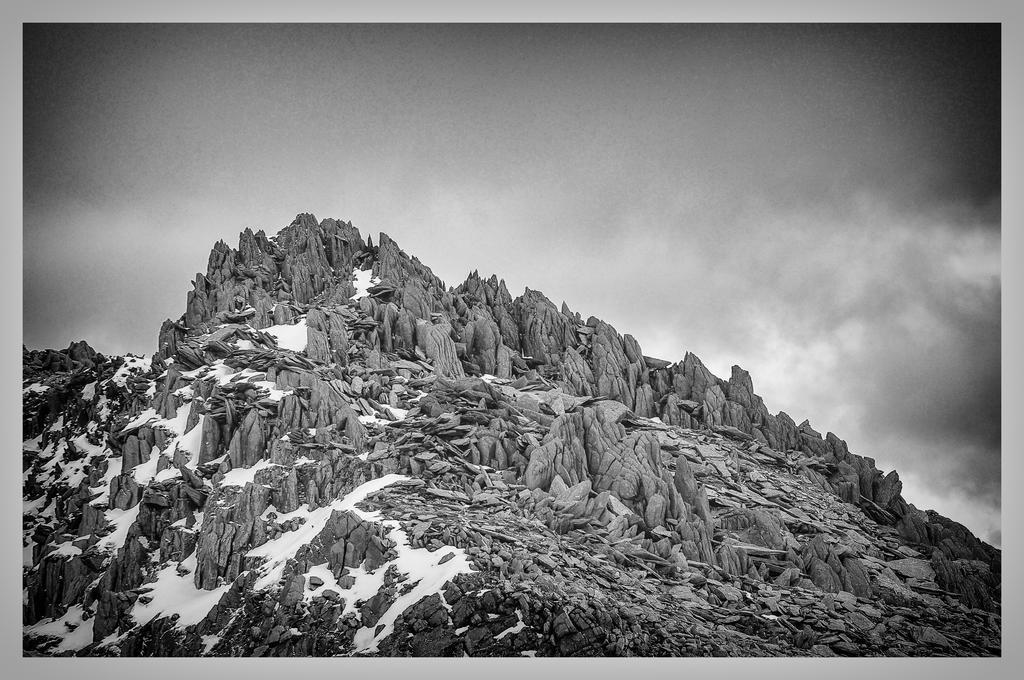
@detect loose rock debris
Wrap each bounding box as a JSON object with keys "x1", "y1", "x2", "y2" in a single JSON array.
[{"x1": 23, "y1": 214, "x2": 1000, "y2": 657}]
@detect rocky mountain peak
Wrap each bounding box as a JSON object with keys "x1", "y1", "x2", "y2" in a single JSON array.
[{"x1": 22, "y1": 213, "x2": 1000, "y2": 657}]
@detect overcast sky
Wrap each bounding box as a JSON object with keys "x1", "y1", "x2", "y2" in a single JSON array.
[{"x1": 23, "y1": 24, "x2": 1000, "y2": 544}]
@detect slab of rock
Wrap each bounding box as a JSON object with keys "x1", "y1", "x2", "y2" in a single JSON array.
[{"x1": 886, "y1": 557, "x2": 936, "y2": 582}]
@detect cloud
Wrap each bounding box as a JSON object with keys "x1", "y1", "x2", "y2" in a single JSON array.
[
  {"x1": 489, "y1": 186, "x2": 1000, "y2": 540},
  {"x1": 21, "y1": 24, "x2": 1000, "y2": 541}
]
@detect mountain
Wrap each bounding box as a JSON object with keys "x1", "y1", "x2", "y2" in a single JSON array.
[{"x1": 22, "y1": 213, "x2": 1001, "y2": 657}]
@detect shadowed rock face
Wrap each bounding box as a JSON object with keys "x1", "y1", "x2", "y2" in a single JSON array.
[{"x1": 22, "y1": 213, "x2": 1000, "y2": 658}]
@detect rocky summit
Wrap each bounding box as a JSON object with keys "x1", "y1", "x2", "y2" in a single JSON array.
[{"x1": 22, "y1": 213, "x2": 1000, "y2": 657}]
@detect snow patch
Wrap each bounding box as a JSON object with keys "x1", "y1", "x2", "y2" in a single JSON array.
[
  {"x1": 180, "y1": 359, "x2": 236, "y2": 386},
  {"x1": 131, "y1": 553, "x2": 230, "y2": 629},
  {"x1": 97, "y1": 395, "x2": 111, "y2": 421},
  {"x1": 170, "y1": 511, "x2": 204, "y2": 533},
  {"x1": 121, "y1": 403, "x2": 195, "y2": 476},
  {"x1": 23, "y1": 495, "x2": 48, "y2": 515},
  {"x1": 96, "y1": 504, "x2": 141, "y2": 553},
  {"x1": 358, "y1": 414, "x2": 391, "y2": 427},
  {"x1": 48, "y1": 543, "x2": 83, "y2": 560},
  {"x1": 111, "y1": 355, "x2": 152, "y2": 387},
  {"x1": 159, "y1": 402, "x2": 192, "y2": 438},
  {"x1": 176, "y1": 415, "x2": 206, "y2": 469},
  {"x1": 251, "y1": 380, "x2": 292, "y2": 402},
  {"x1": 121, "y1": 408, "x2": 158, "y2": 433},
  {"x1": 89, "y1": 456, "x2": 123, "y2": 506},
  {"x1": 72, "y1": 433, "x2": 106, "y2": 457},
  {"x1": 26, "y1": 604, "x2": 96, "y2": 652},
  {"x1": 383, "y1": 405, "x2": 410, "y2": 421},
  {"x1": 248, "y1": 474, "x2": 410, "y2": 591},
  {"x1": 132, "y1": 445, "x2": 163, "y2": 484},
  {"x1": 359, "y1": 405, "x2": 409, "y2": 427},
  {"x1": 263, "y1": 319, "x2": 308, "y2": 352},
  {"x1": 154, "y1": 467, "x2": 182, "y2": 483},
  {"x1": 302, "y1": 563, "x2": 342, "y2": 600},
  {"x1": 26, "y1": 497, "x2": 56, "y2": 521},
  {"x1": 218, "y1": 458, "x2": 278, "y2": 488},
  {"x1": 201, "y1": 634, "x2": 221, "y2": 654},
  {"x1": 173, "y1": 385, "x2": 195, "y2": 399},
  {"x1": 494, "y1": 610, "x2": 526, "y2": 640},
  {"x1": 230, "y1": 367, "x2": 265, "y2": 382},
  {"x1": 350, "y1": 267, "x2": 381, "y2": 301},
  {"x1": 350, "y1": 489, "x2": 475, "y2": 652}
]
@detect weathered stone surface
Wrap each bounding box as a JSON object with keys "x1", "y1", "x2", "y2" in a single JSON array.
[
  {"x1": 513, "y1": 288, "x2": 577, "y2": 365},
  {"x1": 416, "y1": 321, "x2": 465, "y2": 379},
  {"x1": 807, "y1": 557, "x2": 842, "y2": 593},
  {"x1": 227, "y1": 409, "x2": 267, "y2": 469},
  {"x1": 840, "y1": 556, "x2": 873, "y2": 598},
  {"x1": 886, "y1": 557, "x2": 936, "y2": 581},
  {"x1": 873, "y1": 470, "x2": 902, "y2": 508},
  {"x1": 194, "y1": 483, "x2": 271, "y2": 590},
  {"x1": 718, "y1": 508, "x2": 786, "y2": 551},
  {"x1": 21, "y1": 213, "x2": 1001, "y2": 660},
  {"x1": 672, "y1": 455, "x2": 712, "y2": 531}
]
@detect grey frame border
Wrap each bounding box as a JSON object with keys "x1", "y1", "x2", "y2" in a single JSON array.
[{"x1": 4, "y1": 1, "x2": 1019, "y2": 679}]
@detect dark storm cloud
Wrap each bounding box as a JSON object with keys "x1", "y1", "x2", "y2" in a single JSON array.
[
  {"x1": 847, "y1": 242, "x2": 1001, "y2": 512},
  {"x1": 546, "y1": 193, "x2": 1001, "y2": 540},
  {"x1": 22, "y1": 24, "x2": 1000, "y2": 540}
]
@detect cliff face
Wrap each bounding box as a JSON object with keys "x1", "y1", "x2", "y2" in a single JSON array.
[{"x1": 22, "y1": 213, "x2": 1000, "y2": 657}]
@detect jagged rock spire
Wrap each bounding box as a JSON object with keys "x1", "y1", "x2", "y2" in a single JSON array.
[{"x1": 22, "y1": 212, "x2": 1001, "y2": 658}]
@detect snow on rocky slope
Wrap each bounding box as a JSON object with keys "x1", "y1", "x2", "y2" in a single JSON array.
[{"x1": 22, "y1": 214, "x2": 1000, "y2": 657}]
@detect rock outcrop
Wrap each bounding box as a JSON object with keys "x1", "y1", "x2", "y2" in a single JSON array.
[{"x1": 22, "y1": 213, "x2": 1001, "y2": 658}]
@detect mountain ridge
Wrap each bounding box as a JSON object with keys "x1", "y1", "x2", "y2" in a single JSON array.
[{"x1": 22, "y1": 212, "x2": 1000, "y2": 657}]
